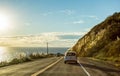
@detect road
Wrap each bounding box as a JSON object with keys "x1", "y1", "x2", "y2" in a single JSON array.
[
  {"x1": 0, "y1": 57, "x2": 60, "y2": 76},
  {"x1": 38, "y1": 59, "x2": 87, "y2": 76},
  {"x1": 38, "y1": 57, "x2": 120, "y2": 76},
  {"x1": 78, "y1": 57, "x2": 120, "y2": 76},
  {"x1": 0, "y1": 57, "x2": 119, "y2": 76}
]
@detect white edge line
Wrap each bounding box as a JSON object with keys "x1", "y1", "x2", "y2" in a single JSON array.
[
  {"x1": 78, "y1": 60, "x2": 91, "y2": 76},
  {"x1": 31, "y1": 57, "x2": 63, "y2": 76}
]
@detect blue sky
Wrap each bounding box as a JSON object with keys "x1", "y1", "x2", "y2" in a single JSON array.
[{"x1": 0, "y1": 0, "x2": 120, "y2": 47}]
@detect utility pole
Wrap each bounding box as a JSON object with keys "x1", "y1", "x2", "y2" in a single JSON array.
[{"x1": 47, "y1": 42, "x2": 48, "y2": 55}]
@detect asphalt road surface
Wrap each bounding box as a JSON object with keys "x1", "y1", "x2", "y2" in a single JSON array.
[
  {"x1": 38, "y1": 57, "x2": 120, "y2": 76},
  {"x1": 38, "y1": 59, "x2": 87, "y2": 76},
  {"x1": 0, "y1": 57, "x2": 60, "y2": 76},
  {"x1": 0, "y1": 57, "x2": 119, "y2": 76}
]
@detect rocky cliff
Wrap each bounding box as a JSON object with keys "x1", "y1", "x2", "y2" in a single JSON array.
[{"x1": 72, "y1": 12, "x2": 120, "y2": 59}]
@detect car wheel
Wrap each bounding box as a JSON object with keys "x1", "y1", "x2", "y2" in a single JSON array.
[
  {"x1": 64, "y1": 61, "x2": 67, "y2": 64},
  {"x1": 75, "y1": 61, "x2": 77, "y2": 64}
]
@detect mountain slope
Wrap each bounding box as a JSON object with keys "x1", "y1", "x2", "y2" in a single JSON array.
[{"x1": 72, "y1": 12, "x2": 120, "y2": 59}]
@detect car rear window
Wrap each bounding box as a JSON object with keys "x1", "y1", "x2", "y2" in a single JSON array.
[{"x1": 66, "y1": 53, "x2": 76, "y2": 56}]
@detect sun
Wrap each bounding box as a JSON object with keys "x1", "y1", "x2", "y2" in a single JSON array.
[{"x1": 0, "y1": 13, "x2": 10, "y2": 31}]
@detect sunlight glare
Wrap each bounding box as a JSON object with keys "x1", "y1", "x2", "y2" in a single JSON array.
[
  {"x1": 0, "y1": 47, "x2": 7, "y2": 61},
  {"x1": 0, "y1": 13, "x2": 10, "y2": 31}
]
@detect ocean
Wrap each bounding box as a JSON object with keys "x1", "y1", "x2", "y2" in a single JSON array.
[{"x1": 0, "y1": 47, "x2": 69, "y2": 62}]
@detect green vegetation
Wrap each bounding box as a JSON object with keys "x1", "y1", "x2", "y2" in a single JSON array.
[
  {"x1": 0, "y1": 53, "x2": 55, "y2": 67},
  {"x1": 72, "y1": 12, "x2": 120, "y2": 67},
  {"x1": 95, "y1": 57, "x2": 120, "y2": 67}
]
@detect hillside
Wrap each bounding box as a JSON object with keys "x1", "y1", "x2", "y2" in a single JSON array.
[{"x1": 72, "y1": 12, "x2": 120, "y2": 61}]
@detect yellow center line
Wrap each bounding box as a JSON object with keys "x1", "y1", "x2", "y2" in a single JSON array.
[{"x1": 31, "y1": 57, "x2": 63, "y2": 76}]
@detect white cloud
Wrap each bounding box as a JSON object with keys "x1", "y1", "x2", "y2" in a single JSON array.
[
  {"x1": 41, "y1": 12, "x2": 53, "y2": 16},
  {"x1": 73, "y1": 20, "x2": 84, "y2": 24},
  {"x1": 60, "y1": 9, "x2": 75, "y2": 15},
  {"x1": 41, "y1": 32, "x2": 86, "y2": 36},
  {"x1": 0, "y1": 32, "x2": 86, "y2": 47},
  {"x1": 88, "y1": 15, "x2": 99, "y2": 20},
  {"x1": 84, "y1": 28, "x2": 91, "y2": 32},
  {"x1": 65, "y1": 20, "x2": 85, "y2": 25},
  {"x1": 79, "y1": 15, "x2": 99, "y2": 20},
  {"x1": 40, "y1": 9, "x2": 75, "y2": 17},
  {"x1": 49, "y1": 39, "x2": 78, "y2": 47}
]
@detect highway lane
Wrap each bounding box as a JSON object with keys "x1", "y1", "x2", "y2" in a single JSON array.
[
  {"x1": 0, "y1": 57, "x2": 119, "y2": 76},
  {"x1": 0, "y1": 57, "x2": 60, "y2": 76},
  {"x1": 38, "y1": 57, "x2": 120, "y2": 76},
  {"x1": 38, "y1": 59, "x2": 87, "y2": 76},
  {"x1": 78, "y1": 57, "x2": 120, "y2": 76}
]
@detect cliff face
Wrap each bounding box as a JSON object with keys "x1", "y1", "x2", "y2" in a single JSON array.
[{"x1": 72, "y1": 12, "x2": 120, "y2": 58}]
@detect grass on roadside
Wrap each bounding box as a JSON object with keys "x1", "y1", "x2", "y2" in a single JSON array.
[
  {"x1": 91, "y1": 57, "x2": 120, "y2": 68},
  {"x1": 0, "y1": 53, "x2": 55, "y2": 67}
]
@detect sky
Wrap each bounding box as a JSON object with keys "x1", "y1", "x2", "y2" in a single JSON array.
[{"x1": 0, "y1": 0, "x2": 120, "y2": 47}]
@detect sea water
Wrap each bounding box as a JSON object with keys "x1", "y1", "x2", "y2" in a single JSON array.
[{"x1": 0, "y1": 47, "x2": 68, "y2": 62}]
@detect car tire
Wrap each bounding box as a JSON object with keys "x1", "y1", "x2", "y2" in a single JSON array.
[
  {"x1": 64, "y1": 61, "x2": 67, "y2": 64},
  {"x1": 75, "y1": 61, "x2": 77, "y2": 64}
]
